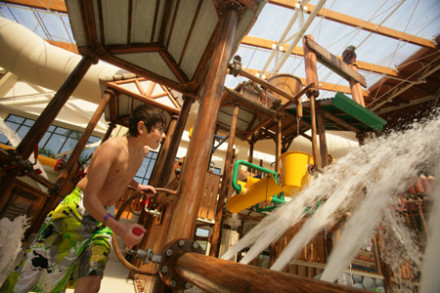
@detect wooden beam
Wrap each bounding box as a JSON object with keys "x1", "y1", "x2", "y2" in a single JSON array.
[
  {"x1": 321, "y1": 110, "x2": 360, "y2": 133},
  {"x1": 242, "y1": 36, "x2": 397, "y2": 77},
  {"x1": 243, "y1": 67, "x2": 369, "y2": 96},
  {"x1": 3, "y1": 0, "x2": 67, "y2": 13},
  {"x1": 223, "y1": 87, "x2": 277, "y2": 118},
  {"x1": 304, "y1": 35, "x2": 367, "y2": 87},
  {"x1": 106, "y1": 81, "x2": 181, "y2": 115},
  {"x1": 269, "y1": 0, "x2": 437, "y2": 49}
]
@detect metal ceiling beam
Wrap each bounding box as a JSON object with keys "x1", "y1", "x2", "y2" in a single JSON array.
[
  {"x1": 272, "y1": 0, "x2": 326, "y2": 74},
  {"x1": 260, "y1": 0, "x2": 307, "y2": 74},
  {"x1": 269, "y1": 0, "x2": 437, "y2": 49}
]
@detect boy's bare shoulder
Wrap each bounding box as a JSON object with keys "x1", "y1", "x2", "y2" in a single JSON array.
[{"x1": 96, "y1": 137, "x2": 126, "y2": 155}]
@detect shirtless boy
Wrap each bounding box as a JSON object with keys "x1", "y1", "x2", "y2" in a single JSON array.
[{"x1": 2, "y1": 104, "x2": 166, "y2": 293}]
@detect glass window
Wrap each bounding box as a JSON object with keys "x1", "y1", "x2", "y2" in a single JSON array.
[{"x1": 1, "y1": 114, "x2": 160, "y2": 184}]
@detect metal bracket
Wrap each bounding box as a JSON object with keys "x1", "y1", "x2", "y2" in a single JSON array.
[{"x1": 158, "y1": 239, "x2": 205, "y2": 290}]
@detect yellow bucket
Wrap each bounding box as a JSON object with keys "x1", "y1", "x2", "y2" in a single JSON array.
[{"x1": 279, "y1": 151, "x2": 314, "y2": 189}]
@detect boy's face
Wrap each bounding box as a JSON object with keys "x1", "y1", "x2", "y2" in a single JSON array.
[{"x1": 141, "y1": 121, "x2": 166, "y2": 149}]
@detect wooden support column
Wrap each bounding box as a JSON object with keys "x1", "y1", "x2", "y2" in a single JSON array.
[
  {"x1": 270, "y1": 119, "x2": 283, "y2": 266},
  {"x1": 153, "y1": 96, "x2": 192, "y2": 187},
  {"x1": 275, "y1": 119, "x2": 282, "y2": 173},
  {"x1": 148, "y1": 115, "x2": 179, "y2": 188},
  {"x1": 56, "y1": 89, "x2": 113, "y2": 195},
  {"x1": 349, "y1": 64, "x2": 366, "y2": 107},
  {"x1": 210, "y1": 104, "x2": 239, "y2": 257},
  {"x1": 136, "y1": 96, "x2": 193, "y2": 262},
  {"x1": 136, "y1": 98, "x2": 193, "y2": 293},
  {"x1": 303, "y1": 35, "x2": 320, "y2": 166},
  {"x1": 164, "y1": 5, "x2": 240, "y2": 244},
  {"x1": 317, "y1": 107, "x2": 328, "y2": 168},
  {"x1": 0, "y1": 55, "x2": 94, "y2": 195},
  {"x1": 248, "y1": 134, "x2": 255, "y2": 166}
]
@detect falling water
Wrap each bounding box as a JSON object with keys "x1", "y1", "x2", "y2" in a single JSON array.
[
  {"x1": 0, "y1": 118, "x2": 47, "y2": 281},
  {"x1": 0, "y1": 216, "x2": 29, "y2": 285},
  {"x1": 222, "y1": 114, "x2": 440, "y2": 291},
  {"x1": 419, "y1": 162, "x2": 440, "y2": 293}
]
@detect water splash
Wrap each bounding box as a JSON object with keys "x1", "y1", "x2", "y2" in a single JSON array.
[
  {"x1": 420, "y1": 163, "x2": 440, "y2": 293},
  {"x1": 0, "y1": 118, "x2": 48, "y2": 178},
  {"x1": 221, "y1": 114, "x2": 440, "y2": 290},
  {"x1": 0, "y1": 215, "x2": 29, "y2": 285}
]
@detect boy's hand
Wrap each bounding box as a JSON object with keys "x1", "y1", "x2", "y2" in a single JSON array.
[
  {"x1": 122, "y1": 223, "x2": 146, "y2": 248},
  {"x1": 139, "y1": 184, "x2": 157, "y2": 198}
]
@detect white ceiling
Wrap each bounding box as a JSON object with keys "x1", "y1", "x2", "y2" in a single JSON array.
[{"x1": 1, "y1": 0, "x2": 439, "y2": 102}]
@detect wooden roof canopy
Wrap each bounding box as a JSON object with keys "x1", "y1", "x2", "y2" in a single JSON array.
[{"x1": 65, "y1": 0, "x2": 266, "y2": 95}]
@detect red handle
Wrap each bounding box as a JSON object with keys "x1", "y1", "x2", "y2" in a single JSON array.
[{"x1": 132, "y1": 227, "x2": 143, "y2": 236}]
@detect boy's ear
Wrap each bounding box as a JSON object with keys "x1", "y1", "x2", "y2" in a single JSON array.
[{"x1": 137, "y1": 121, "x2": 145, "y2": 134}]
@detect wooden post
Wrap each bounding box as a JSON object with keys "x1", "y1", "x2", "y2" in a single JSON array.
[
  {"x1": 0, "y1": 55, "x2": 94, "y2": 196},
  {"x1": 153, "y1": 96, "x2": 192, "y2": 187},
  {"x1": 134, "y1": 97, "x2": 193, "y2": 291},
  {"x1": 303, "y1": 35, "x2": 320, "y2": 166},
  {"x1": 317, "y1": 107, "x2": 328, "y2": 168},
  {"x1": 349, "y1": 64, "x2": 366, "y2": 107},
  {"x1": 56, "y1": 89, "x2": 113, "y2": 195},
  {"x1": 148, "y1": 115, "x2": 179, "y2": 188},
  {"x1": 248, "y1": 134, "x2": 255, "y2": 167},
  {"x1": 163, "y1": 4, "x2": 240, "y2": 244},
  {"x1": 174, "y1": 251, "x2": 370, "y2": 293},
  {"x1": 210, "y1": 104, "x2": 239, "y2": 257},
  {"x1": 275, "y1": 119, "x2": 282, "y2": 173}
]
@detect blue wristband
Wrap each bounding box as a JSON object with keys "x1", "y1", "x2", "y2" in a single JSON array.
[{"x1": 103, "y1": 213, "x2": 114, "y2": 227}]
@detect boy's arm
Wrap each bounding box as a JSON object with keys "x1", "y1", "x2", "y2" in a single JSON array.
[{"x1": 129, "y1": 179, "x2": 157, "y2": 198}]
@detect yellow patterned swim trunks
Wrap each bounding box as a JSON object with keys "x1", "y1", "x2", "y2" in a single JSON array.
[{"x1": 1, "y1": 186, "x2": 114, "y2": 293}]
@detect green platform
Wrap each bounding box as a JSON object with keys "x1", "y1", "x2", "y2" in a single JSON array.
[{"x1": 288, "y1": 92, "x2": 387, "y2": 132}]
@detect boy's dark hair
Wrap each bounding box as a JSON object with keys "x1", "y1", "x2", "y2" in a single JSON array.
[{"x1": 128, "y1": 104, "x2": 166, "y2": 137}]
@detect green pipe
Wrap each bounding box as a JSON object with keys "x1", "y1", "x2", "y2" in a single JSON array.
[
  {"x1": 231, "y1": 160, "x2": 278, "y2": 194},
  {"x1": 255, "y1": 193, "x2": 285, "y2": 213}
]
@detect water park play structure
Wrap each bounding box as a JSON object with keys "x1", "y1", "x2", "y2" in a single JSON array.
[
  {"x1": 227, "y1": 152, "x2": 314, "y2": 214},
  {"x1": 0, "y1": 1, "x2": 439, "y2": 292}
]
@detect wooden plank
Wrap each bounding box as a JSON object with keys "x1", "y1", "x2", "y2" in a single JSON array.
[{"x1": 304, "y1": 36, "x2": 367, "y2": 87}]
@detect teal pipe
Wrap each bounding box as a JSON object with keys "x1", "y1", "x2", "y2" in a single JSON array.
[
  {"x1": 255, "y1": 193, "x2": 286, "y2": 213},
  {"x1": 231, "y1": 160, "x2": 278, "y2": 195}
]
